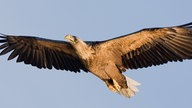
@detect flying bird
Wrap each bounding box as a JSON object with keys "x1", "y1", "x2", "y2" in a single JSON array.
[{"x1": 0, "y1": 22, "x2": 192, "y2": 98}]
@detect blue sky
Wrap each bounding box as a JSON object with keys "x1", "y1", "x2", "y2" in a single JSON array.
[{"x1": 0, "y1": 0, "x2": 192, "y2": 108}]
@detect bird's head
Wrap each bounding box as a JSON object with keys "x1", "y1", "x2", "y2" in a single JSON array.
[
  {"x1": 64, "y1": 34, "x2": 79, "y2": 44},
  {"x1": 64, "y1": 34, "x2": 93, "y2": 57}
]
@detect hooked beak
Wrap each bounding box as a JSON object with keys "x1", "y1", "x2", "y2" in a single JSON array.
[{"x1": 65, "y1": 34, "x2": 75, "y2": 43}]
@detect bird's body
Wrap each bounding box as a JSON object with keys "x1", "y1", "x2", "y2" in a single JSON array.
[
  {"x1": 65, "y1": 35, "x2": 140, "y2": 96},
  {"x1": 0, "y1": 22, "x2": 192, "y2": 98}
]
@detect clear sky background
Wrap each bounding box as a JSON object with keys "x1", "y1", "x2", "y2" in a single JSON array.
[{"x1": 0, "y1": 0, "x2": 192, "y2": 108}]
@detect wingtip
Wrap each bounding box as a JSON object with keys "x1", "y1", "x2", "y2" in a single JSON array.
[
  {"x1": 178, "y1": 22, "x2": 192, "y2": 28},
  {"x1": 0, "y1": 33, "x2": 7, "y2": 38}
]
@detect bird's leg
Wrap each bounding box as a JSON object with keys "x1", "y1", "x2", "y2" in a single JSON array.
[
  {"x1": 104, "y1": 62, "x2": 128, "y2": 92},
  {"x1": 105, "y1": 79, "x2": 120, "y2": 92}
]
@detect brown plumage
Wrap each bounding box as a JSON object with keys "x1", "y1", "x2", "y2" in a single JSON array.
[{"x1": 0, "y1": 22, "x2": 192, "y2": 98}]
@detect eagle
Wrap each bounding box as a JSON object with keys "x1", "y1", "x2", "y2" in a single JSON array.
[{"x1": 0, "y1": 22, "x2": 192, "y2": 98}]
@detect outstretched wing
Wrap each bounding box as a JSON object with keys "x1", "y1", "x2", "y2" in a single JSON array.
[
  {"x1": 0, "y1": 35, "x2": 88, "y2": 72},
  {"x1": 97, "y1": 22, "x2": 192, "y2": 69}
]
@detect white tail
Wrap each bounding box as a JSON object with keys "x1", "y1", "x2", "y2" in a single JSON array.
[{"x1": 117, "y1": 76, "x2": 141, "y2": 98}]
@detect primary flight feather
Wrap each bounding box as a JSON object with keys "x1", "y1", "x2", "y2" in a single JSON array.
[{"x1": 0, "y1": 22, "x2": 192, "y2": 98}]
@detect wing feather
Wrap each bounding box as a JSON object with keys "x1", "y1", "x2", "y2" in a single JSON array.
[
  {"x1": 97, "y1": 22, "x2": 192, "y2": 69},
  {"x1": 0, "y1": 35, "x2": 88, "y2": 72},
  {"x1": 44, "y1": 47, "x2": 53, "y2": 69}
]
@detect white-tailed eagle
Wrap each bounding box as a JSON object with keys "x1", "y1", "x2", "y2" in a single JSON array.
[{"x1": 0, "y1": 22, "x2": 192, "y2": 98}]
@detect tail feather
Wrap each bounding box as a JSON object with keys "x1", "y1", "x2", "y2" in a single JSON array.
[{"x1": 118, "y1": 76, "x2": 141, "y2": 98}]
